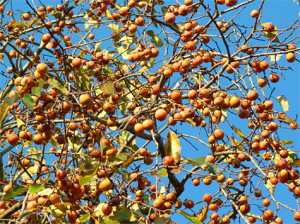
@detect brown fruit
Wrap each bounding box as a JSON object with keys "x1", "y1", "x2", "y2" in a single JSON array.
[
  {"x1": 26, "y1": 201, "x2": 37, "y2": 210},
  {"x1": 213, "y1": 129, "x2": 224, "y2": 140},
  {"x1": 294, "y1": 211, "x2": 300, "y2": 221},
  {"x1": 203, "y1": 193, "x2": 212, "y2": 203},
  {"x1": 102, "y1": 203, "x2": 113, "y2": 215},
  {"x1": 247, "y1": 90, "x2": 258, "y2": 101},
  {"x1": 258, "y1": 78, "x2": 267, "y2": 87},
  {"x1": 163, "y1": 156, "x2": 175, "y2": 166},
  {"x1": 238, "y1": 109, "x2": 249, "y2": 119},
  {"x1": 264, "y1": 22, "x2": 275, "y2": 32},
  {"x1": 225, "y1": 0, "x2": 238, "y2": 7},
  {"x1": 184, "y1": 199, "x2": 194, "y2": 209},
  {"x1": 49, "y1": 194, "x2": 60, "y2": 204},
  {"x1": 153, "y1": 198, "x2": 165, "y2": 210},
  {"x1": 8, "y1": 133, "x2": 19, "y2": 145},
  {"x1": 193, "y1": 178, "x2": 200, "y2": 186}
]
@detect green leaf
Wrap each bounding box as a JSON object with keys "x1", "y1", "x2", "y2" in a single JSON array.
[
  {"x1": 48, "y1": 78, "x2": 69, "y2": 95},
  {"x1": 79, "y1": 169, "x2": 97, "y2": 186},
  {"x1": 22, "y1": 94, "x2": 35, "y2": 110},
  {"x1": 148, "y1": 57, "x2": 156, "y2": 68},
  {"x1": 147, "y1": 30, "x2": 154, "y2": 36},
  {"x1": 50, "y1": 11, "x2": 61, "y2": 18},
  {"x1": 113, "y1": 207, "x2": 132, "y2": 221},
  {"x1": 78, "y1": 214, "x2": 89, "y2": 223},
  {"x1": 108, "y1": 153, "x2": 128, "y2": 162},
  {"x1": 99, "y1": 81, "x2": 114, "y2": 96},
  {"x1": 187, "y1": 157, "x2": 220, "y2": 175},
  {"x1": 3, "y1": 185, "x2": 28, "y2": 200},
  {"x1": 232, "y1": 126, "x2": 245, "y2": 137},
  {"x1": 10, "y1": 21, "x2": 27, "y2": 27},
  {"x1": 151, "y1": 168, "x2": 168, "y2": 177},
  {"x1": 4, "y1": 92, "x2": 20, "y2": 106},
  {"x1": 17, "y1": 118, "x2": 25, "y2": 129},
  {"x1": 280, "y1": 140, "x2": 293, "y2": 145},
  {"x1": 276, "y1": 95, "x2": 289, "y2": 112},
  {"x1": 118, "y1": 99, "x2": 127, "y2": 115},
  {"x1": 50, "y1": 136, "x2": 59, "y2": 147},
  {"x1": 29, "y1": 184, "x2": 45, "y2": 195},
  {"x1": 177, "y1": 211, "x2": 202, "y2": 224},
  {"x1": 0, "y1": 102, "x2": 10, "y2": 128},
  {"x1": 165, "y1": 131, "x2": 181, "y2": 163},
  {"x1": 161, "y1": 6, "x2": 168, "y2": 14},
  {"x1": 154, "y1": 216, "x2": 170, "y2": 224},
  {"x1": 151, "y1": 35, "x2": 163, "y2": 47},
  {"x1": 32, "y1": 79, "x2": 43, "y2": 97}
]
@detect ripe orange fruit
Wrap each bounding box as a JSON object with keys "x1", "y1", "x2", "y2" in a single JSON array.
[
  {"x1": 99, "y1": 178, "x2": 112, "y2": 192},
  {"x1": 155, "y1": 109, "x2": 167, "y2": 121},
  {"x1": 8, "y1": 133, "x2": 19, "y2": 145},
  {"x1": 164, "y1": 13, "x2": 176, "y2": 24},
  {"x1": 79, "y1": 94, "x2": 91, "y2": 106},
  {"x1": 72, "y1": 58, "x2": 82, "y2": 68},
  {"x1": 163, "y1": 156, "x2": 175, "y2": 166}
]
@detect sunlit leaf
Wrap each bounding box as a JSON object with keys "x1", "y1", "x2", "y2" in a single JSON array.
[
  {"x1": 99, "y1": 81, "x2": 114, "y2": 96},
  {"x1": 221, "y1": 109, "x2": 227, "y2": 122},
  {"x1": 276, "y1": 95, "x2": 289, "y2": 112},
  {"x1": 3, "y1": 185, "x2": 28, "y2": 200},
  {"x1": 108, "y1": 24, "x2": 121, "y2": 33},
  {"x1": 50, "y1": 11, "x2": 61, "y2": 18},
  {"x1": 177, "y1": 211, "x2": 202, "y2": 224},
  {"x1": 32, "y1": 79, "x2": 43, "y2": 97},
  {"x1": 29, "y1": 184, "x2": 45, "y2": 195},
  {"x1": 151, "y1": 35, "x2": 163, "y2": 47},
  {"x1": 79, "y1": 169, "x2": 97, "y2": 186},
  {"x1": 113, "y1": 207, "x2": 133, "y2": 221},
  {"x1": 22, "y1": 94, "x2": 35, "y2": 110},
  {"x1": 151, "y1": 168, "x2": 168, "y2": 177},
  {"x1": 187, "y1": 157, "x2": 220, "y2": 175},
  {"x1": 105, "y1": 9, "x2": 113, "y2": 21},
  {"x1": 281, "y1": 140, "x2": 293, "y2": 145},
  {"x1": 122, "y1": 154, "x2": 135, "y2": 168},
  {"x1": 198, "y1": 206, "x2": 208, "y2": 222},
  {"x1": 17, "y1": 118, "x2": 25, "y2": 129},
  {"x1": 78, "y1": 214, "x2": 89, "y2": 223},
  {"x1": 0, "y1": 102, "x2": 10, "y2": 128},
  {"x1": 165, "y1": 131, "x2": 181, "y2": 163},
  {"x1": 232, "y1": 126, "x2": 245, "y2": 137},
  {"x1": 117, "y1": 44, "x2": 131, "y2": 59},
  {"x1": 48, "y1": 78, "x2": 69, "y2": 95}
]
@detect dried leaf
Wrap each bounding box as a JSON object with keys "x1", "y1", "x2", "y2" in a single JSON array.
[{"x1": 165, "y1": 131, "x2": 181, "y2": 163}]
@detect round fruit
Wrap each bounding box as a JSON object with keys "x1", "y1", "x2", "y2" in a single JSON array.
[
  {"x1": 155, "y1": 109, "x2": 167, "y2": 121},
  {"x1": 8, "y1": 133, "x2": 19, "y2": 145},
  {"x1": 213, "y1": 129, "x2": 224, "y2": 140},
  {"x1": 79, "y1": 94, "x2": 91, "y2": 106},
  {"x1": 99, "y1": 178, "x2": 112, "y2": 192},
  {"x1": 49, "y1": 194, "x2": 60, "y2": 204},
  {"x1": 203, "y1": 193, "x2": 212, "y2": 203},
  {"x1": 184, "y1": 199, "x2": 194, "y2": 209},
  {"x1": 72, "y1": 58, "x2": 82, "y2": 68},
  {"x1": 164, "y1": 13, "x2": 176, "y2": 24},
  {"x1": 286, "y1": 52, "x2": 295, "y2": 63},
  {"x1": 264, "y1": 22, "x2": 275, "y2": 32},
  {"x1": 263, "y1": 209, "x2": 274, "y2": 221},
  {"x1": 163, "y1": 156, "x2": 175, "y2": 166},
  {"x1": 251, "y1": 10, "x2": 259, "y2": 18},
  {"x1": 153, "y1": 198, "x2": 165, "y2": 210}
]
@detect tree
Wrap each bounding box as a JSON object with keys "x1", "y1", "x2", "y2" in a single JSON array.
[{"x1": 0, "y1": 0, "x2": 299, "y2": 223}]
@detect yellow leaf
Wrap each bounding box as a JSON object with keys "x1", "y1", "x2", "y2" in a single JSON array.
[
  {"x1": 165, "y1": 131, "x2": 181, "y2": 163},
  {"x1": 198, "y1": 206, "x2": 208, "y2": 222},
  {"x1": 0, "y1": 102, "x2": 10, "y2": 128},
  {"x1": 17, "y1": 118, "x2": 25, "y2": 129}
]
